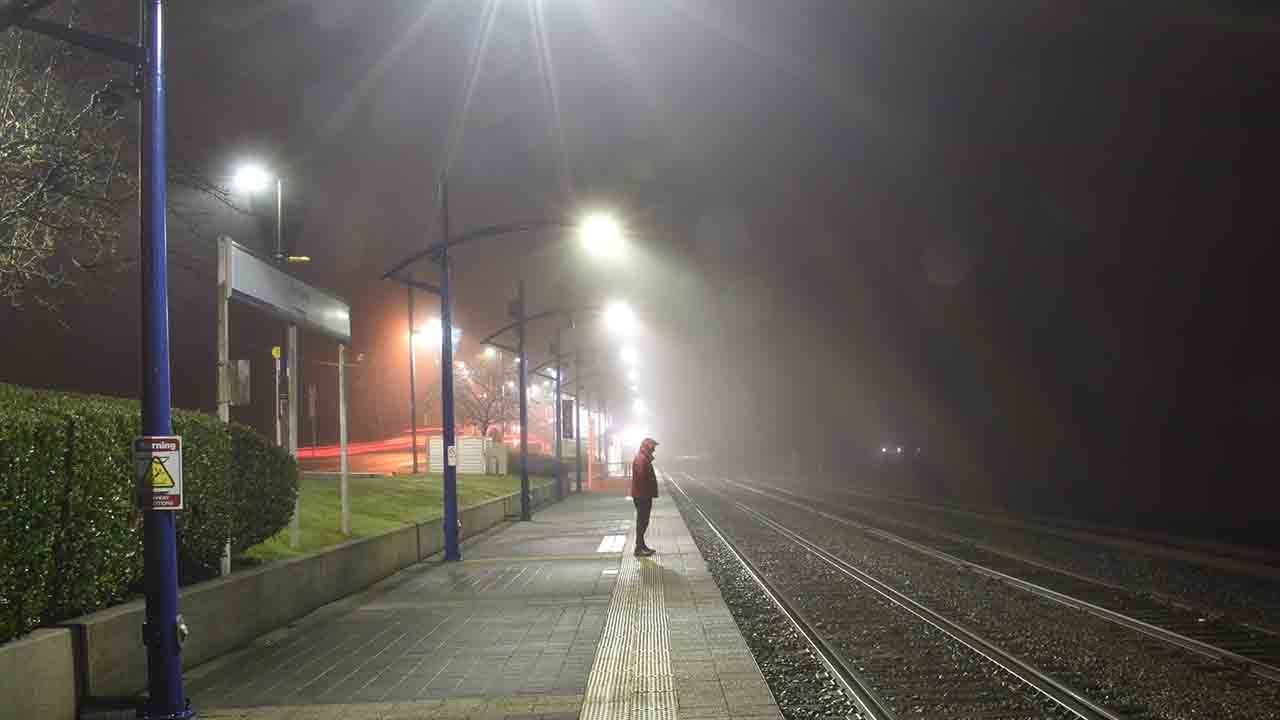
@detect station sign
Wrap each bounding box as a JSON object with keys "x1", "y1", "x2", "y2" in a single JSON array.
[{"x1": 221, "y1": 238, "x2": 351, "y2": 344}]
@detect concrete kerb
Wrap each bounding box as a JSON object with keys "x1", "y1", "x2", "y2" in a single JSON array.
[
  {"x1": 0, "y1": 628, "x2": 77, "y2": 720},
  {"x1": 38, "y1": 482, "x2": 567, "y2": 710}
]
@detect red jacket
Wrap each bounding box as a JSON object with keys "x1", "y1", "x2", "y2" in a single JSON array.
[{"x1": 631, "y1": 448, "x2": 658, "y2": 498}]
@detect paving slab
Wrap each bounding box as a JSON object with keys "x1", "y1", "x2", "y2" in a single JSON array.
[{"x1": 188, "y1": 481, "x2": 780, "y2": 720}]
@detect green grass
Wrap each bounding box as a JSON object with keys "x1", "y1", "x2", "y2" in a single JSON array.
[{"x1": 243, "y1": 473, "x2": 554, "y2": 562}]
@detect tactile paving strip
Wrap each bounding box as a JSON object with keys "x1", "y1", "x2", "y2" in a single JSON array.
[{"x1": 580, "y1": 547, "x2": 677, "y2": 720}]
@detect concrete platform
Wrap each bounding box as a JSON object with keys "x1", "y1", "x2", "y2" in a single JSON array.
[{"x1": 189, "y1": 484, "x2": 781, "y2": 720}]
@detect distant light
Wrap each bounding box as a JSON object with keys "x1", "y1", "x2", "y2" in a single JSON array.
[
  {"x1": 880, "y1": 447, "x2": 887, "y2": 453},
  {"x1": 414, "y1": 317, "x2": 461, "y2": 349},
  {"x1": 621, "y1": 425, "x2": 648, "y2": 451},
  {"x1": 285, "y1": 255, "x2": 311, "y2": 264},
  {"x1": 896, "y1": 447, "x2": 902, "y2": 454},
  {"x1": 603, "y1": 300, "x2": 636, "y2": 335},
  {"x1": 580, "y1": 214, "x2": 624, "y2": 259},
  {"x1": 232, "y1": 164, "x2": 272, "y2": 193},
  {"x1": 483, "y1": 347, "x2": 497, "y2": 359},
  {"x1": 506, "y1": 380, "x2": 515, "y2": 389}
]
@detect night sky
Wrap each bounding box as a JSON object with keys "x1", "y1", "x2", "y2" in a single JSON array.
[{"x1": 1, "y1": 2, "x2": 1277, "y2": 542}]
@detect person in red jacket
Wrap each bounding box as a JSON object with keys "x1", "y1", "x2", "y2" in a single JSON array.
[{"x1": 630, "y1": 437, "x2": 659, "y2": 556}]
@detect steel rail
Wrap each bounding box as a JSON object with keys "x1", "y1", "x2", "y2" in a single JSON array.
[
  {"x1": 740, "y1": 481, "x2": 1280, "y2": 684},
  {"x1": 728, "y1": 497, "x2": 1121, "y2": 720},
  {"x1": 665, "y1": 474, "x2": 896, "y2": 720}
]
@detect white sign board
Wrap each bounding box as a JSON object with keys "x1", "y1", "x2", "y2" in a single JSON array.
[
  {"x1": 134, "y1": 436, "x2": 183, "y2": 510},
  {"x1": 222, "y1": 238, "x2": 351, "y2": 343},
  {"x1": 447, "y1": 445, "x2": 458, "y2": 467}
]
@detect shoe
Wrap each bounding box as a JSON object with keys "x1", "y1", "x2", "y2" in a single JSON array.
[{"x1": 634, "y1": 547, "x2": 656, "y2": 557}]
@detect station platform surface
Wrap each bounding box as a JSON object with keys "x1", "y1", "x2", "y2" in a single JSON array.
[{"x1": 191, "y1": 484, "x2": 782, "y2": 720}]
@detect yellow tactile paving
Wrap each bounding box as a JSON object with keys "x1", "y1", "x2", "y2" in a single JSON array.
[{"x1": 580, "y1": 544, "x2": 678, "y2": 719}]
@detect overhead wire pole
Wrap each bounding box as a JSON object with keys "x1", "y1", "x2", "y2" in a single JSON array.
[
  {"x1": 440, "y1": 179, "x2": 461, "y2": 561},
  {"x1": 3, "y1": 1, "x2": 199, "y2": 716},
  {"x1": 575, "y1": 350, "x2": 583, "y2": 493},
  {"x1": 553, "y1": 329, "x2": 563, "y2": 501},
  {"x1": 407, "y1": 282, "x2": 419, "y2": 473},
  {"x1": 137, "y1": 3, "x2": 192, "y2": 716},
  {"x1": 3, "y1": 2, "x2": 191, "y2": 716},
  {"x1": 515, "y1": 280, "x2": 531, "y2": 520}
]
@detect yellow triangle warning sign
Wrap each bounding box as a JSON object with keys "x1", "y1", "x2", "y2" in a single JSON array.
[{"x1": 147, "y1": 457, "x2": 175, "y2": 489}]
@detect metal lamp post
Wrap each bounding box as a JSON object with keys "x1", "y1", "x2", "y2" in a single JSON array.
[
  {"x1": 481, "y1": 302, "x2": 632, "y2": 515},
  {"x1": 407, "y1": 284, "x2": 419, "y2": 474},
  {"x1": 514, "y1": 281, "x2": 531, "y2": 520},
  {"x1": 383, "y1": 179, "x2": 626, "y2": 559},
  {"x1": 1, "y1": 2, "x2": 193, "y2": 716},
  {"x1": 438, "y1": 181, "x2": 460, "y2": 560},
  {"x1": 553, "y1": 332, "x2": 563, "y2": 500},
  {"x1": 231, "y1": 162, "x2": 310, "y2": 550},
  {"x1": 576, "y1": 351, "x2": 584, "y2": 493}
]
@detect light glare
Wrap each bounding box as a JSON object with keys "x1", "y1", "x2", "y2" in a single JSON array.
[
  {"x1": 232, "y1": 164, "x2": 272, "y2": 193},
  {"x1": 603, "y1": 300, "x2": 636, "y2": 335},
  {"x1": 580, "y1": 214, "x2": 624, "y2": 258}
]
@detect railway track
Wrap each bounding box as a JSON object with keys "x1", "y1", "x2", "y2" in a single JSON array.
[
  {"x1": 668, "y1": 473, "x2": 1121, "y2": 720},
  {"x1": 736, "y1": 479, "x2": 1280, "y2": 684}
]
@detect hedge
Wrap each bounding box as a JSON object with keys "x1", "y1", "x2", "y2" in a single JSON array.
[
  {"x1": 0, "y1": 383, "x2": 297, "y2": 645},
  {"x1": 509, "y1": 452, "x2": 562, "y2": 479}
]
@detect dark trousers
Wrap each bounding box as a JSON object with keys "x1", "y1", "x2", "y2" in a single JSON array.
[{"x1": 633, "y1": 497, "x2": 653, "y2": 549}]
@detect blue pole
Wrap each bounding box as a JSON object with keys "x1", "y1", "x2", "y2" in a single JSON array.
[
  {"x1": 440, "y1": 180, "x2": 460, "y2": 561},
  {"x1": 517, "y1": 280, "x2": 530, "y2": 521},
  {"x1": 553, "y1": 332, "x2": 563, "y2": 501},
  {"x1": 138, "y1": 1, "x2": 191, "y2": 717},
  {"x1": 575, "y1": 351, "x2": 582, "y2": 493}
]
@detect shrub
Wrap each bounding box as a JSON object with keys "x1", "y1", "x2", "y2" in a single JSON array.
[
  {"x1": 0, "y1": 383, "x2": 296, "y2": 644},
  {"x1": 509, "y1": 452, "x2": 565, "y2": 479},
  {"x1": 227, "y1": 423, "x2": 297, "y2": 554}
]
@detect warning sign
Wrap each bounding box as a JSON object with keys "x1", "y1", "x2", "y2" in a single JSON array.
[
  {"x1": 446, "y1": 445, "x2": 457, "y2": 467},
  {"x1": 134, "y1": 436, "x2": 183, "y2": 510}
]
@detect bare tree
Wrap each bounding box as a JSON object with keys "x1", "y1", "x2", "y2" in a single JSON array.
[
  {"x1": 456, "y1": 360, "x2": 516, "y2": 439},
  {"x1": 0, "y1": 22, "x2": 128, "y2": 307},
  {"x1": 0, "y1": 11, "x2": 247, "y2": 309}
]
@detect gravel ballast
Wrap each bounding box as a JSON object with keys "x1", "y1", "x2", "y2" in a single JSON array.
[
  {"x1": 726, "y1": 478, "x2": 1280, "y2": 720},
  {"x1": 672, "y1": 478, "x2": 1078, "y2": 719}
]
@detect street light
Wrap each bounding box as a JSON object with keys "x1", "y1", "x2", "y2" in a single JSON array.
[
  {"x1": 484, "y1": 346, "x2": 497, "y2": 360},
  {"x1": 620, "y1": 345, "x2": 638, "y2": 366},
  {"x1": 2, "y1": 3, "x2": 196, "y2": 716},
  {"x1": 580, "y1": 213, "x2": 625, "y2": 258},
  {"x1": 383, "y1": 178, "x2": 632, "y2": 557},
  {"x1": 603, "y1": 300, "x2": 636, "y2": 335},
  {"x1": 231, "y1": 164, "x2": 271, "y2": 193},
  {"x1": 231, "y1": 162, "x2": 310, "y2": 265}
]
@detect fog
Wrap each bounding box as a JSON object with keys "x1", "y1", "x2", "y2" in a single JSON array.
[{"x1": 1, "y1": 1, "x2": 1277, "y2": 545}]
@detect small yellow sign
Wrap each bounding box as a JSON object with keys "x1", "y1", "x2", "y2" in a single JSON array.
[
  {"x1": 146, "y1": 457, "x2": 175, "y2": 489},
  {"x1": 133, "y1": 436, "x2": 182, "y2": 510},
  {"x1": 271, "y1": 346, "x2": 282, "y2": 359}
]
